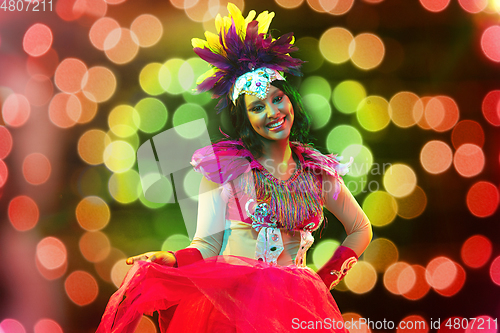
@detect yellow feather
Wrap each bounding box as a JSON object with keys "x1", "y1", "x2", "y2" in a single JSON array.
[
  {"x1": 245, "y1": 10, "x2": 256, "y2": 24},
  {"x1": 191, "y1": 38, "x2": 208, "y2": 49},
  {"x1": 196, "y1": 68, "x2": 217, "y2": 85},
  {"x1": 256, "y1": 11, "x2": 275, "y2": 34},
  {"x1": 227, "y1": 2, "x2": 245, "y2": 40},
  {"x1": 215, "y1": 14, "x2": 223, "y2": 33}
]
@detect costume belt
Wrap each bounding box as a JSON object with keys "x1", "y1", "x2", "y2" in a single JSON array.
[{"x1": 245, "y1": 199, "x2": 314, "y2": 267}]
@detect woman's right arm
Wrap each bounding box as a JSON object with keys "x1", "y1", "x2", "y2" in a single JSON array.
[{"x1": 127, "y1": 176, "x2": 227, "y2": 266}]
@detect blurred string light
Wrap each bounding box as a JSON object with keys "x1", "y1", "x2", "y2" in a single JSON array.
[
  {"x1": 106, "y1": 0, "x2": 127, "y2": 4},
  {"x1": 326, "y1": 125, "x2": 362, "y2": 155},
  {"x1": 104, "y1": 28, "x2": 140, "y2": 64},
  {"x1": 466, "y1": 181, "x2": 499, "y2": 217},
  {"x1": 0, "y1": 319, "x2": 26, "y2": 333},
  {"x1": 344, "y1": 261, "x2": 377, "y2": 294},
  {"x1": 302, "y1": 94, "x2": 331, "y2": 129},
  {"x1": 78, "y1": 129, "x2": 107, "y2": 165},
  {"x1": 341, "y1": 313, "x2": 371, "y2": 332},
  {"x1": 0, "y1": 159, "x2": 7, "y2": 188},
  {"x1": 184, "y1": 0, "x2": 245, "y2": 23},
  {"x1": 111, "y1": 259, "x2": 130, "y2": 287},
  {"x1": 400, "y1": 265, "x2": 430, "y2": 301},
  {"x1": 343, "y1": 174, "x2": 368, "y2": 196},
  {"x1": 134, "y1": 98, "x2": 168, "y2": 134},
  {"x1": 342, "y1": 144, "x2": 373, "y2": 177},
  {"x1": 425, "y1": 96, "x2": 459, "y2": 132},
  {"x1": 458, "y1": 0, "x2": 488, "y2": 13},
  {"x1": 140, "y1": 63, "x2": 165, "y2": 96},
  {"x1": 319, "y1": 27, "x2": 353, "y2": 64},
  {"x1": 333, "y1": 80, "x2": 366, "y2": 114},
  {"x1": 160, "y1": 58, "x2": 192, "y2": 95},
  {"x1": 95, "y1": 247, "x2": 126, "y2": 283},
  {"x1": 170, "y1": 0, "x2": 198, "y2": 9},
  {"x1": 481, "y1": 90, "x2": 500, "y2": 126},
  {"x1": 275, "y1": 0, "x2": 304, "y2": 9},
  {"x1": 420, "y1": 140, "x2": 453, "y2": 174},
  {"x1": 461, "y1": 235, "x2": 492, "y2": 268},
  {"x1": 36, "y1": 237, "x2": 67, "y2": 271},
  {"x1": 135, "y1": 316, "x2": 158, "y2": 333},
  {"x1": 79, "y1": 231, "x2": 111, "y2": 263},
  {"x1": 108, "y1": 169, "x2": 141, "y2": 203},
  {"x1": 103, "y1": 141, "x2": 136, "y2": 173},
  {"x1": 34, "y1": 319, "x2": 64, "y2": 333},
  {"x1": 384, "y1": 261, "x2": 411, "y2": 295},
  {"x1": 108, "y1": 105, "x2": 140, "y2": 138},
  {"x1": 75, "y1": 92, "x2": 98, "y2": 124},
  {"x1": 416, "y1": 96, "x2": 433, "y2": 130},
  {"x1": 23, "y1": 23, "x2": 53, "y2": 57},
  {"x1": 23, "y1": 153, "x2": 51, "y2": 185},
  {"x1": 36, "y1": 250, "x2": 67, "y2": 280},
  {"x1": 396, "y1": 186, "x2": 427, "y2": 219},
  {"x1": 64, "y1": 270, "x2": 99, "y2": 306},
  {"x1": 451, "y1": 120, "x2": 485, "y2": 149},
  {"x1": 389, "y1": 92, "x2": 423, "y2": 128},
  {"x1": 490, "y1": 256, "x2": 500, "y2": 286},
  {"x1": 356, "y1": 96, "x2": 390, "y2": 132},
  {"x1": 362, "y1": 191, "x2": 398, "y2": 227},
  {"x1": 453, "y1": 143, "x2": 485, "y2": 177},
  {"x1": 25, "y1": 74, "x2": 53, "y2": 106},
  {"x1": 8, "y1": 195, "x2": 39, "y2": 231},
  {"x1": 76, "y1": 196, "x2": 111, "y2": 231},
  {"x1": 312, "y1": 239, "x2": 340, "y2": 268},
  {"x1": 349, "y1": 33, "x2": 385, "y2": 70},
  {"x1": 48, "y1": 93, "x2": 82, "y2": 128},
  {"x1": 81, "y1": 66, "x2": 117, "y2": 103},
  {"x1": 426, "y1": 257, "x2": 466, "y2": 297},
  {"x1": 383, "y1": 164, "x2": 417, "y2": 198},
  {"x1": 307, "y1": 0, "x2": 354, "y2": 15},
  {"x1": 161, "y1": 234, "x2": 191, "y2": 252},
  {"x1": 26, "y1": 49, "x2": 59, "y2": 77},
  {"x1": 55, "y1": 58, "x2": 87, "y2": 94},
  {"x1": 2, "y1": 94, "x2": 31, "y2": 127},
  {"x1": 419, "y1": 0, "x2": 450, "y2": 12},
  {"x1": 363, "y1": 237, "x2": 399, "y2": 272},
  {"x1": 90, "y1": 17, "x2": 121, "y2": 51},
  {"x1": 130, "y1": 14, "x2": 163, "y2": 48},
  {"x1": 0, "y1": 126, "x2": 12, "y2": 159},
  {"x1": 481, "y1": 25, "x2": 500, "y2": 62},
  {"x1": 299, "y1": 76, "x2": 331, "y2": 100},
  {"x1": 172, "y1": 103, "x2": 208, "y2": 139}
]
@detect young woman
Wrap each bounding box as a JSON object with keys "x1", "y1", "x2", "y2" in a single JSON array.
[{"x1": 97, "y1": 4, "x2": 372, "y2": 333}]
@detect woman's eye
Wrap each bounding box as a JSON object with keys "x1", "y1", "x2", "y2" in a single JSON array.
[
  {"x1": 251, "y1": 105, "x2": 264, "y2": 112},
  {"x1": 273, "y1": 95, "x2": 283, "y2": 103}
]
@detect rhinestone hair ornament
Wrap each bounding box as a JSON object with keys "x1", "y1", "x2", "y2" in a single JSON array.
[{"x1": 192, "y1": 3, "x2": 304, "y2": 112}]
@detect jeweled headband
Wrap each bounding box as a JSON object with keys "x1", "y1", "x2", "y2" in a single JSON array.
[{"x1": 192, "y1": 3, "x2": 304, "y2": 112}]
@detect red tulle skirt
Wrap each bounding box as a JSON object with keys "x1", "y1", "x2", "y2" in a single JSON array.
[{"x1": 96, "y1": 256, "x2": 348, "y2": 333}]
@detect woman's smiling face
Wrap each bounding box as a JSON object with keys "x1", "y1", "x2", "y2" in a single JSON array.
[{"x1": 244, "y1": 85, "x2": 294, "y2": 143}]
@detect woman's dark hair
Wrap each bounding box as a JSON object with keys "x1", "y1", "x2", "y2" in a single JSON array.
[{"x1": 227, "y1": 80, "x2": 314, "y2": 158}]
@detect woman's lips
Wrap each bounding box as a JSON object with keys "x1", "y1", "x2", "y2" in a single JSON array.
[{"x1": 267, "y1": 117, "x2": 285, "y2": 130}]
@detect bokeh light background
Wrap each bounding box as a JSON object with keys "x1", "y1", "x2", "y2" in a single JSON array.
[{"x1": 1, "y1": 0, "x2": 500, "y2": 332}]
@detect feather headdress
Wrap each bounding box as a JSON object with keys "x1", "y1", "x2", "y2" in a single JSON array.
[{"x1": 192, "y1": 3, "x2": 304, "y2": 111}]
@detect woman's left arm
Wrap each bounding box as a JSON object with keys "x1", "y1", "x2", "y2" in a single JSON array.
[
  {"x1": 322, "y1": 174, "x2": 372, "y2": 257},
  {"x1": 316, "y1": 172, "x2": 372, "y2": 289}
]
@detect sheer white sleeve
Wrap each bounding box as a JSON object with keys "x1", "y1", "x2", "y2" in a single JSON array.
[
  {"x1": 187, "y1": 176, "x2": 227, "y2": 259},
  {"x1": 322, "y1": 173, "x2": 372, "y2": 257}
]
